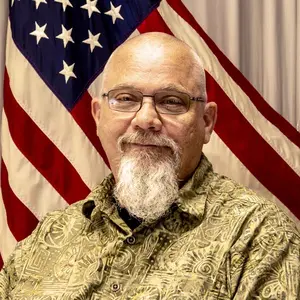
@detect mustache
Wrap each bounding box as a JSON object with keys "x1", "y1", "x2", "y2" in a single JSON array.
[{"x1": 117, "y1": 131, "x2": 180, "y2": 154}]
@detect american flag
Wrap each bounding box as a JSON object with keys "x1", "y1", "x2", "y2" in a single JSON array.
[{"x1": 1, "y1": 0, "x2": 299, "y2": 269}]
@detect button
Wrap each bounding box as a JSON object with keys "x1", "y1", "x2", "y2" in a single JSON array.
[
  {"x1": 111, "y1": 282, "x2": 120, "y2": 292},
  {"x1": 126, "y1": 236, "x2": 136, "y2": 245}
]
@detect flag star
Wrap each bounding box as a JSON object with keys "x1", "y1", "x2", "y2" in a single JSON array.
[
  {"x1": 82, "y1": 30, "x2": 102, "y2": 52},
  {"x1": 55, "y1": 0, "x2": 73, "y2": 12},
  {"x1": 81, "y1": 0, "x2": 100, "y2": 18},
  {"x1": 104, "y1": 1, "x2": 124, "y2": 24},
  {"x1": 30, "y1": 22, "x2": 49, "y2": 45},
  {"x1": 59, "y1": 61, "x2": 77, "y2": 83},
  {"x1": 56, "y1": 25, "x2": 74, "y2": 48},
  {"x1": 33, "y1": 0, "x2": 47, "y2": 9}
]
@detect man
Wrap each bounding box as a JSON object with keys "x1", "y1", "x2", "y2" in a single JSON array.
[{"x1": 0, "y1": 32, "x2": 299, "y2": 299}]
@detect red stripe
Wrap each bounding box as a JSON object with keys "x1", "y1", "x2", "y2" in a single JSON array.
[
  {"x1": 138, "y1": 8, "x2": 173, "y2": 34},
  {"x1": 71, "y1": 91, "x2": 109, "y2": 167},
  {"x1": 4, "y1": 69, "x2": 90, "y2": 204},
  {"x1": 0, "y1": 254, "x2": 3, "y2": 270},
  {"x1": 165, "y1": 0, "x2": 300, "y2": 148},
  {"x1": 1, "y1": 160, "x2": 39, "y2": 241},
  {"x1": 206, "y1": 73, "x2": 300, "y2": 218},
  {"x1": 138, "y1": 8, "x2": 300, "y2": 218}
]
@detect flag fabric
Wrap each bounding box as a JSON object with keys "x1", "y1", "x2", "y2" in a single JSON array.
[{"x1": 1, "y1": 0, "x2": 299, "y2": 269}]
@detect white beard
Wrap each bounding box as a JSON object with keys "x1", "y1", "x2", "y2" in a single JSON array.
[{"x1": 114, "y1": 131, "x2": 181, "y2": 222}]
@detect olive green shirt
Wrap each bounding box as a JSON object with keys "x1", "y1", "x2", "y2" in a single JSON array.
[{"x1": 0, "y1": 156, "x2": 299, "y2": 299}]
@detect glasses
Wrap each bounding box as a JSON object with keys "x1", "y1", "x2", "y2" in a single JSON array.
[{"x1": 102, "y1": 88, "x2": 205, "y2": 115}]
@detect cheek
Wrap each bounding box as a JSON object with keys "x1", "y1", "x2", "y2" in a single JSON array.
[
  {"x1": 181, "y1": 126, "x2": 204, "y2": 151},
  {"x1": 165, "y1": 116, "x2": 204, "y2": 152},
  {"x1": 97, "y1": 110, "x2": 131, "y2": 151}
]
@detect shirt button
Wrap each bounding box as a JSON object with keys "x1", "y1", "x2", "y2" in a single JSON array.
[
  {"x1": 111, "y1": 282, "x2": 120, "y2": 292},
  {"x1": 126, "y1": 236, "x2": 136, "y2": 245}
]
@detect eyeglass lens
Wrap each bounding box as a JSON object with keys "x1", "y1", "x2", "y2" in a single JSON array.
[{"x1": 107, "y1": 89, "x2": 190, "y2": 114}]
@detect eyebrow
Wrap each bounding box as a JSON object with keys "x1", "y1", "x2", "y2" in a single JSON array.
[{"x1": 110, "y1": 83, "x2": 190, "y2": 94}]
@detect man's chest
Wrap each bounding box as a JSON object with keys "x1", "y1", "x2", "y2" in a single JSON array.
[{"x1": 10, "y1": 227, "x2": 232, "y2": 300}]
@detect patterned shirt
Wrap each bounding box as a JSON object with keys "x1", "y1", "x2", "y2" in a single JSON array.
[{"x1": 0, "y1": 155, "x2": 299, "y2": 299}]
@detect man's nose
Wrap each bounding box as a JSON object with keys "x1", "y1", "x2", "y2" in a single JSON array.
[{"x1": 131, "y1": 98, "x2": 162, "y2": 131}]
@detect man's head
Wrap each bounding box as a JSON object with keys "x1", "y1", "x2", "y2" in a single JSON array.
[{"x1": 92, "y1": 32, "x2": 217, "y2": 221}]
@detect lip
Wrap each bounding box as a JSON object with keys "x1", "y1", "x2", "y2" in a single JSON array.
[{"x1": 131, "y1": 143, "x2": 159, "y2": 148}]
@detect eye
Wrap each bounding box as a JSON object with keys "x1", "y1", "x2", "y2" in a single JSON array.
[
  {"x1": 159, "y1": 96, "x2": 185, "y2": 106},
  {"x1": 114, "y1": 93, "x2": 138, "y2": 102},
  {"x1": 155, "y1": 93, "x2": 189, "y2": 114},
  {"x1": 108, "y1": 90, "x2": 141, "y2": 112}
]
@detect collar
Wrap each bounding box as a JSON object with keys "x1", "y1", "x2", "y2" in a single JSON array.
[
  {"x1": 82, "y1": 154, "x2": 214, "y2": 231},
  {"x1": 84, "y1": 173, "x2": 131, "y2": 234},
  {"x1": 176, "y1": 154, "x2": 214, "y2": 220}
]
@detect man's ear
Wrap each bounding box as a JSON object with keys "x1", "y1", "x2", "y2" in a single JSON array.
[
  {"x1": 91, "y1": 98, "x2": 101, "y2": 125},
  {"x1": 203, "y1": 102, "x2": 217, "y2": 144}
]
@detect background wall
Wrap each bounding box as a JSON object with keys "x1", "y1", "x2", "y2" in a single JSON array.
[{"x1": 183, "y1": 0, "x2": 300, "y2": 131}]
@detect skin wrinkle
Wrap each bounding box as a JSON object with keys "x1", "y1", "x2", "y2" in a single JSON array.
[
  {"x1": 92, "y1": 32, "x2": 217, "y2": 221},
  {"x1": 108, "y1": 83, "x2": 193, "y2": 96}
]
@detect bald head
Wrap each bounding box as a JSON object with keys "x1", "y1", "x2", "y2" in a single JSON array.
[{"x1": 101, "y1": 32, "x2": 206, "y2": 100}]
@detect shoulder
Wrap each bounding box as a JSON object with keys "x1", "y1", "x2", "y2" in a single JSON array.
[
  {"x1": 29, "y1": 199, "x2": 89, "y2": 240},
  {"x1": 204, "y1": 172, "x2": 299, "y2": 238},
  {"x1": 3, "y1": 198, "x2": 89, "y2": 272}
]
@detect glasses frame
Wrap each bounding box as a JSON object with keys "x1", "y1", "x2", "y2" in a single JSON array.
[{"x1": 102, "y1": 88, "x2": 206, "y2": 115}]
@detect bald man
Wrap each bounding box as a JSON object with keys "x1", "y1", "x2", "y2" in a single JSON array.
[{"x1": 1, "y1": 33, "x2": 299, "y2": 299}]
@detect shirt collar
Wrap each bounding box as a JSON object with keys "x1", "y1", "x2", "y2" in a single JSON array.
[
  {"x1": 82, "y1": 154, "x2": 214, "y2": 229},
  {"x1": 176, "y1": 154, "x2": 213, "y2": 219}
]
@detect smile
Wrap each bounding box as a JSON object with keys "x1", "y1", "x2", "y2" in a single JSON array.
[{"x1": 131, "y1": 143, "x2": 160, "y2": 148}]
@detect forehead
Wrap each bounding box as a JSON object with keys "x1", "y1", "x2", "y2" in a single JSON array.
[{"x1": 102, "y1": 46, "x2": 199, "y2": 94}]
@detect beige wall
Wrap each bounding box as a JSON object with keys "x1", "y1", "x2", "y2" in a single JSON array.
[{"x1": 183, "y1": 0, "x2": 300, "y2": 131}]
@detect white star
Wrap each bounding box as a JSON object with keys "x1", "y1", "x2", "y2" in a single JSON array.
[
  {"x1": 55, "y1": 0, "x2": 73, "y2": 12},
  {"x1": 56, "y1": 25, "x2": 74, "y2": 48},
  {"x1": 104, "y1": 1, "x2": 124, "y2": 24},
  {"x1": 33, "y1": 0, "x2": 47, "y2": 9},
  {"x1": 82, "y1": 30, "x2": 102, "y2": 52},
  {"x1": 59, "y1": 61, "x2": 77, "y2": 83},
  {"x1": 81, "y1": 0, "x2": 100, "y2": 18},
  {"x1": 30, "y1": 22, "x2": 49, "y2": 45}
]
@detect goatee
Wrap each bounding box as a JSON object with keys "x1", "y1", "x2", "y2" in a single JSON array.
[{"x1": 114, "y1": 131, "x2": 181, "y2": 222}]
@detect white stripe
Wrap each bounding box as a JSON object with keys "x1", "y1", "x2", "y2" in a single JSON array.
[
  {"x1": 158, "y1": 0, "x2": 300, "y2": 176},
  {"x1": 6, "y1": 21, "x2": 111, "y2": 191},
  {"x1": 204, "y1": 133, "x2": 299, "y2": 225},
  {"x1": 0, "y1": 189, "x2": 17, "y2": 263},
  {"x1": 1, "y1": 112, "x2": 68, "y2": 220}
]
